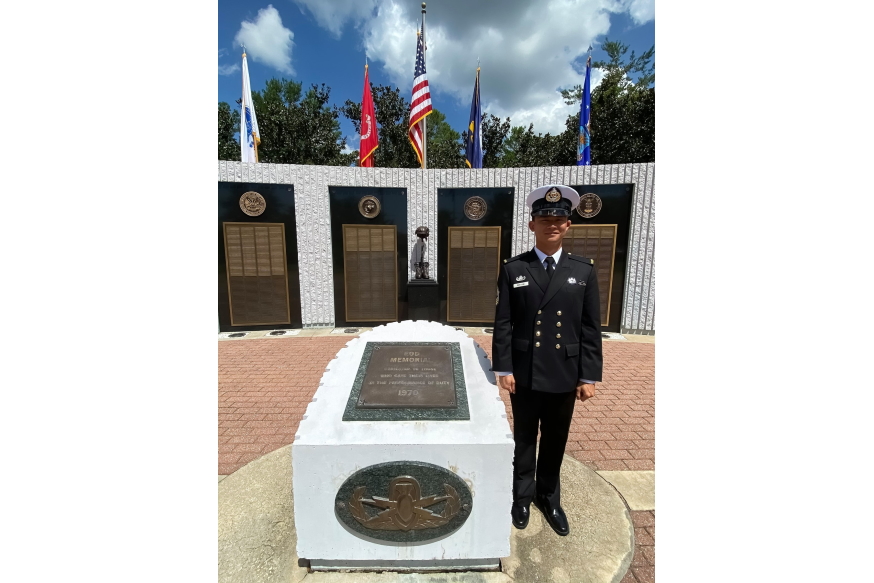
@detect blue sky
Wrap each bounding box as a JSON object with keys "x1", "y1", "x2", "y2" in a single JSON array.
[{"x1": 218, "y1": 0, "x2": 654, "y2": 153}]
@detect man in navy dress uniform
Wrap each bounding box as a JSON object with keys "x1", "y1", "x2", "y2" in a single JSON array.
[{"x1": 491, "y1": 184, "x2": 603, "y2": 536}]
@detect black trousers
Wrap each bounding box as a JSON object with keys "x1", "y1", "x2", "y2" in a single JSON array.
[{"x1": 509, "y1": 388, "x2": 576, "y2": 507}]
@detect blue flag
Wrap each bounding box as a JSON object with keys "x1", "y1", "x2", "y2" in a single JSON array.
[
  {"x1": 465, "y1": 68, "x2": 483, "y2": 168},
  {"x1": 577, "y1": 56, "x2": 592, "y2": 166}
]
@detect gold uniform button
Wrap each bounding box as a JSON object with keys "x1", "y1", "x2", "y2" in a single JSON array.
[
  {"x1": 535, "y1": 331, "x2": 541, "y2": 337},
  {"x1": 557, "y1": 311, "x2": 562, "y2": 316},
  {"x1": 555, "y1": 344, "x2": 561, "y2": 349},
  {"x1": 536, "y1": 320, "x2": 541, "y2": 325},
  {"x1": 535, "y1": 342, "x2": 540, "y2": 347},
  {"x1": 556, "y1": 333, "x2": 561, "y2": 338},
  {"x1": 556, "y1": 322, "x2": 562, "y2": 327},
  {"x1": 537, "y1": 310, "x2": 542, "y2": 315}
]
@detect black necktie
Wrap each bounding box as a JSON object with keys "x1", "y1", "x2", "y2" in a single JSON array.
[{"x1": 544, "y1": 256, "x2": 555, "y2": 279}]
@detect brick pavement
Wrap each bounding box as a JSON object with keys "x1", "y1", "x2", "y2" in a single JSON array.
[
  {"x1": 469, "y1": 335, "x2": 655, "y2": 472},
  {"x1": 218, "y1": 333, "x2": 655, "y2": 578},
  {"x1": 218, "y1": 336, "x2": 352, "y2": 475}
]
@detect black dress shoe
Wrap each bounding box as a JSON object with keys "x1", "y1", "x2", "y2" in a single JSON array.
[
  {"x1": 511, "y1": 503, "x2": 530, "y2": 529},
  {"x1": 534, "y1": 496, "x2": 569, "y2": 536}
]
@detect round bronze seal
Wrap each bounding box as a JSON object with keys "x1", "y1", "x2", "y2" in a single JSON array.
[
  {"x1": 463, "y1": 196, "x2": 487, "y2": 220},
  {"x1": 358, "y1": 195, "x2": 381, "y2": 219},
  {"x1": 576, "y1": 193, "x2": 603, "y2": 218},
  {"x1": 239, "y1": 191, "x2": 266, "y2": 216}
]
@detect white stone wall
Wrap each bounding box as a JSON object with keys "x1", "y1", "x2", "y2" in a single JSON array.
[{"x1": 218, "y1": 161, "x2": 655, "y2": 333}]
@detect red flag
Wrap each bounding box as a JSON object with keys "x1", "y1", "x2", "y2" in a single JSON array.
[{"x1": 359, "y1": 64, "x2": 378, "y2": 167}]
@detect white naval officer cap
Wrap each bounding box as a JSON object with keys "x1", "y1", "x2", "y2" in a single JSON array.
[{"x1": 526, "y1": 184, "x2": 581, "y2": 217}]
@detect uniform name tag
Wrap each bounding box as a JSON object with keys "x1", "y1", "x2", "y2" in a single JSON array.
[{"x1": 513, "y1": 281, "x2": 529, "y2": 288}]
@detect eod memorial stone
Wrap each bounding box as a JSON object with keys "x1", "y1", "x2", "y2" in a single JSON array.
[{"x1": 292, "y1": 320, "x2": 513, "y2": 571}]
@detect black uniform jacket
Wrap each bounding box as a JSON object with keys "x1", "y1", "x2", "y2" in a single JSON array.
[{"x1": 492, "y1": 249, "x2": 603, "y2": 393}]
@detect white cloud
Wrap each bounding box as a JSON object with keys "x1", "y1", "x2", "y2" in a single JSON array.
[
  {"x1": 356, "y1": 0, "x2": 625, "y2": 134},
  {"x1": 218, "y1": 48, "x2": 240, "y2": 76},
  {"x1": 620, "y1": 0, "x2": 654, "y2": 25},
  {"x1": 218, "y1": 63, "x2": 241, "y2": 76},
  {"x1": 291, "y1": 0, "x2": 650, "y2": 134},
  {"x1": 234, "y1": 5, "x2": 296, "y2": 74},
  {"x1": 292, "y1": 0, "x2": 378, "y2": 39}
]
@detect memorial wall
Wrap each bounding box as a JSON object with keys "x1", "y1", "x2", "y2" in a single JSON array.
[{"x1": 218, "y1": 161, "x2": 655, "y2": 334}]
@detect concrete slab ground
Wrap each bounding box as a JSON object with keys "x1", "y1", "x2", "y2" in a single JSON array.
[
  {"x1": 596, "y1": 471, "x2": 655, "y2": 511},
  {"x1": 219, "y1": 444, "x2": 308, "y2": 583},
  {"x1": 303, "y1": 574, "x2": 510, "y2": 582},
  {"x1": 621, "y1": 334, "x2": 654, "y2": 344},
  {"x1": 218, "y1": 328, "x2": 654, "y2": 344},
  {"x1": 219, "y1": 446, "x2": 633, "y2": 583}
]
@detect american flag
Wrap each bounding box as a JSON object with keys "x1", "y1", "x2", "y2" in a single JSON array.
[{"x1": 408, "y1": 24, "x2": 432, "y2": 167}]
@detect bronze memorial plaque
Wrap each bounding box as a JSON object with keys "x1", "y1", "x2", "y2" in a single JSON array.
[
  {"x1": 563, "y1": 224, "x2": 617, "y2": 327},
  {"x1": 357, "y1": 345, "x2": 456, "y2": 408},
  {"x1": 447, "y1": 226, "x2": 501, "y2": 322},
  {"x1": 343, "y1": 342, "x2": 470, "y2": 421},
  {"x1": 223, "y1": 222, "x2": 291, "y2": 326},
  {"x1": 343, "y1": 224, "x2": 398, "y2": 322}
]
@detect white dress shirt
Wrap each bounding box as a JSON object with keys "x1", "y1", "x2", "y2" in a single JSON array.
[{"x1": 494, "y1": 246, "x2": 596, "y2": 385}]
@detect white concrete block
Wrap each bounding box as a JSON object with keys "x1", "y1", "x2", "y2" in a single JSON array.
[{"x1": 293, "y1": 321, "x2": 514, "y2": 565}]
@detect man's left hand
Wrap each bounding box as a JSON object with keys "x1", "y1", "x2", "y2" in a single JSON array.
[{"x1": 576, "y1": 382, "x2": 595, "y2": 402}]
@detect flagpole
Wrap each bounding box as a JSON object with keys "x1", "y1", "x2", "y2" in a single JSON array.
[{"x1": 421, "y1": 2, "x2": 427, "y2": 170}]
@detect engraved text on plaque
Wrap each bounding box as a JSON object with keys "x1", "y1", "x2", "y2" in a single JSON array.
[{"x1": 357, "y1": 345, "x2": 456, "y2": 408}]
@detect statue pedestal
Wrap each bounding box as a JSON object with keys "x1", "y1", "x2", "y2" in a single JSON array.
[
  {"x1": 407, "y1": 279, "x2": 440, "y2": 322},
  {"x1": 292, "y1": 321, "x2": 513, "y2": 571}
]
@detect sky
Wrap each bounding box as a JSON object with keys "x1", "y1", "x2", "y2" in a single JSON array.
[{"x1": 218, "y1": 0, "x2": 655, "y2": 153}]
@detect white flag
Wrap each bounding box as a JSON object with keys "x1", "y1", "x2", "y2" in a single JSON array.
[{"x1": 240, "y1": 51, "x2": 260, "y2": 163}]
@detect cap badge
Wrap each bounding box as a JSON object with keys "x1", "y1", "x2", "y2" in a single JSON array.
[
  {"x1": 545, "y1": 187, "x2": 562, "y2": 203},
  {"x1": 515, "y1": 275, "x2": 526, "y2": 281}
]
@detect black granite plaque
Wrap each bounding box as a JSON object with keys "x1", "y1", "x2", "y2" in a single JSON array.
[
  {"x1": 343, "y1": 342, "x2": 470, "y2": 421},
  {"x1": 358, "y1": 345, "x2": 455, "y2": 408}
]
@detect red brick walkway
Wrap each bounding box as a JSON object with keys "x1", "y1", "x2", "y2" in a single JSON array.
[
  {"x1": 471, "y1": 336, "x2": 655, "y2": 472},
  {"x1": 218, "y1": 333, "x2": 655, "y2": 579}
]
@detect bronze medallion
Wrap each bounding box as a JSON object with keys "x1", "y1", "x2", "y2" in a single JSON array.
[
  {"x1": 348, "y1": 476, "x2": 462, "y2": 531},
  {"x1": 358, "y1": 195, "x2": 381, "y2": 219},
  {"x1": 334, "y1": 460, "x2": 473, "y2": 543},
  {"x1": 576, "y1": 193, "x2": 603, "y2": 218},
  {"x1": 463, "y1": 196, "x2": 487, "y2": 220},
  {"x1": 239, "y1": 191, "x2": 266, "y2": 216},
  {"x1": 545, "y1": 187, "x2": 562, "y2": 202}
]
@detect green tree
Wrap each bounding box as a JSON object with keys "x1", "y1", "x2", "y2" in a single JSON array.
[
  {"x1": 560, "y1": 39, "x2": 655, "y2": 164},
  {"x1": 218, "y1": 102, "x2": 240, "y2": 161},
  {"x1": 425, "y1": 110, "x2": 465, "y2": 169},
  {"x1": 478, "y1": 113, "x2": 511, "y2": 168},
  {"x1": 500, "y1": 125, "x2": 536, "y2": 167},
  {"x1": 496, "y1": 123, "x2": 574, "y2": 167},
  {"x1": 249, "y1": 78, "x2": 354, "y2": 166},
  {"x1": 340, "y1": 84, "x2": 419, "y2": 168}
]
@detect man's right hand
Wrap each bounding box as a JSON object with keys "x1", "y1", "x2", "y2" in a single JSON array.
[{"x1": 497, "y1": 373, "x2": 516, "y2": 394}]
